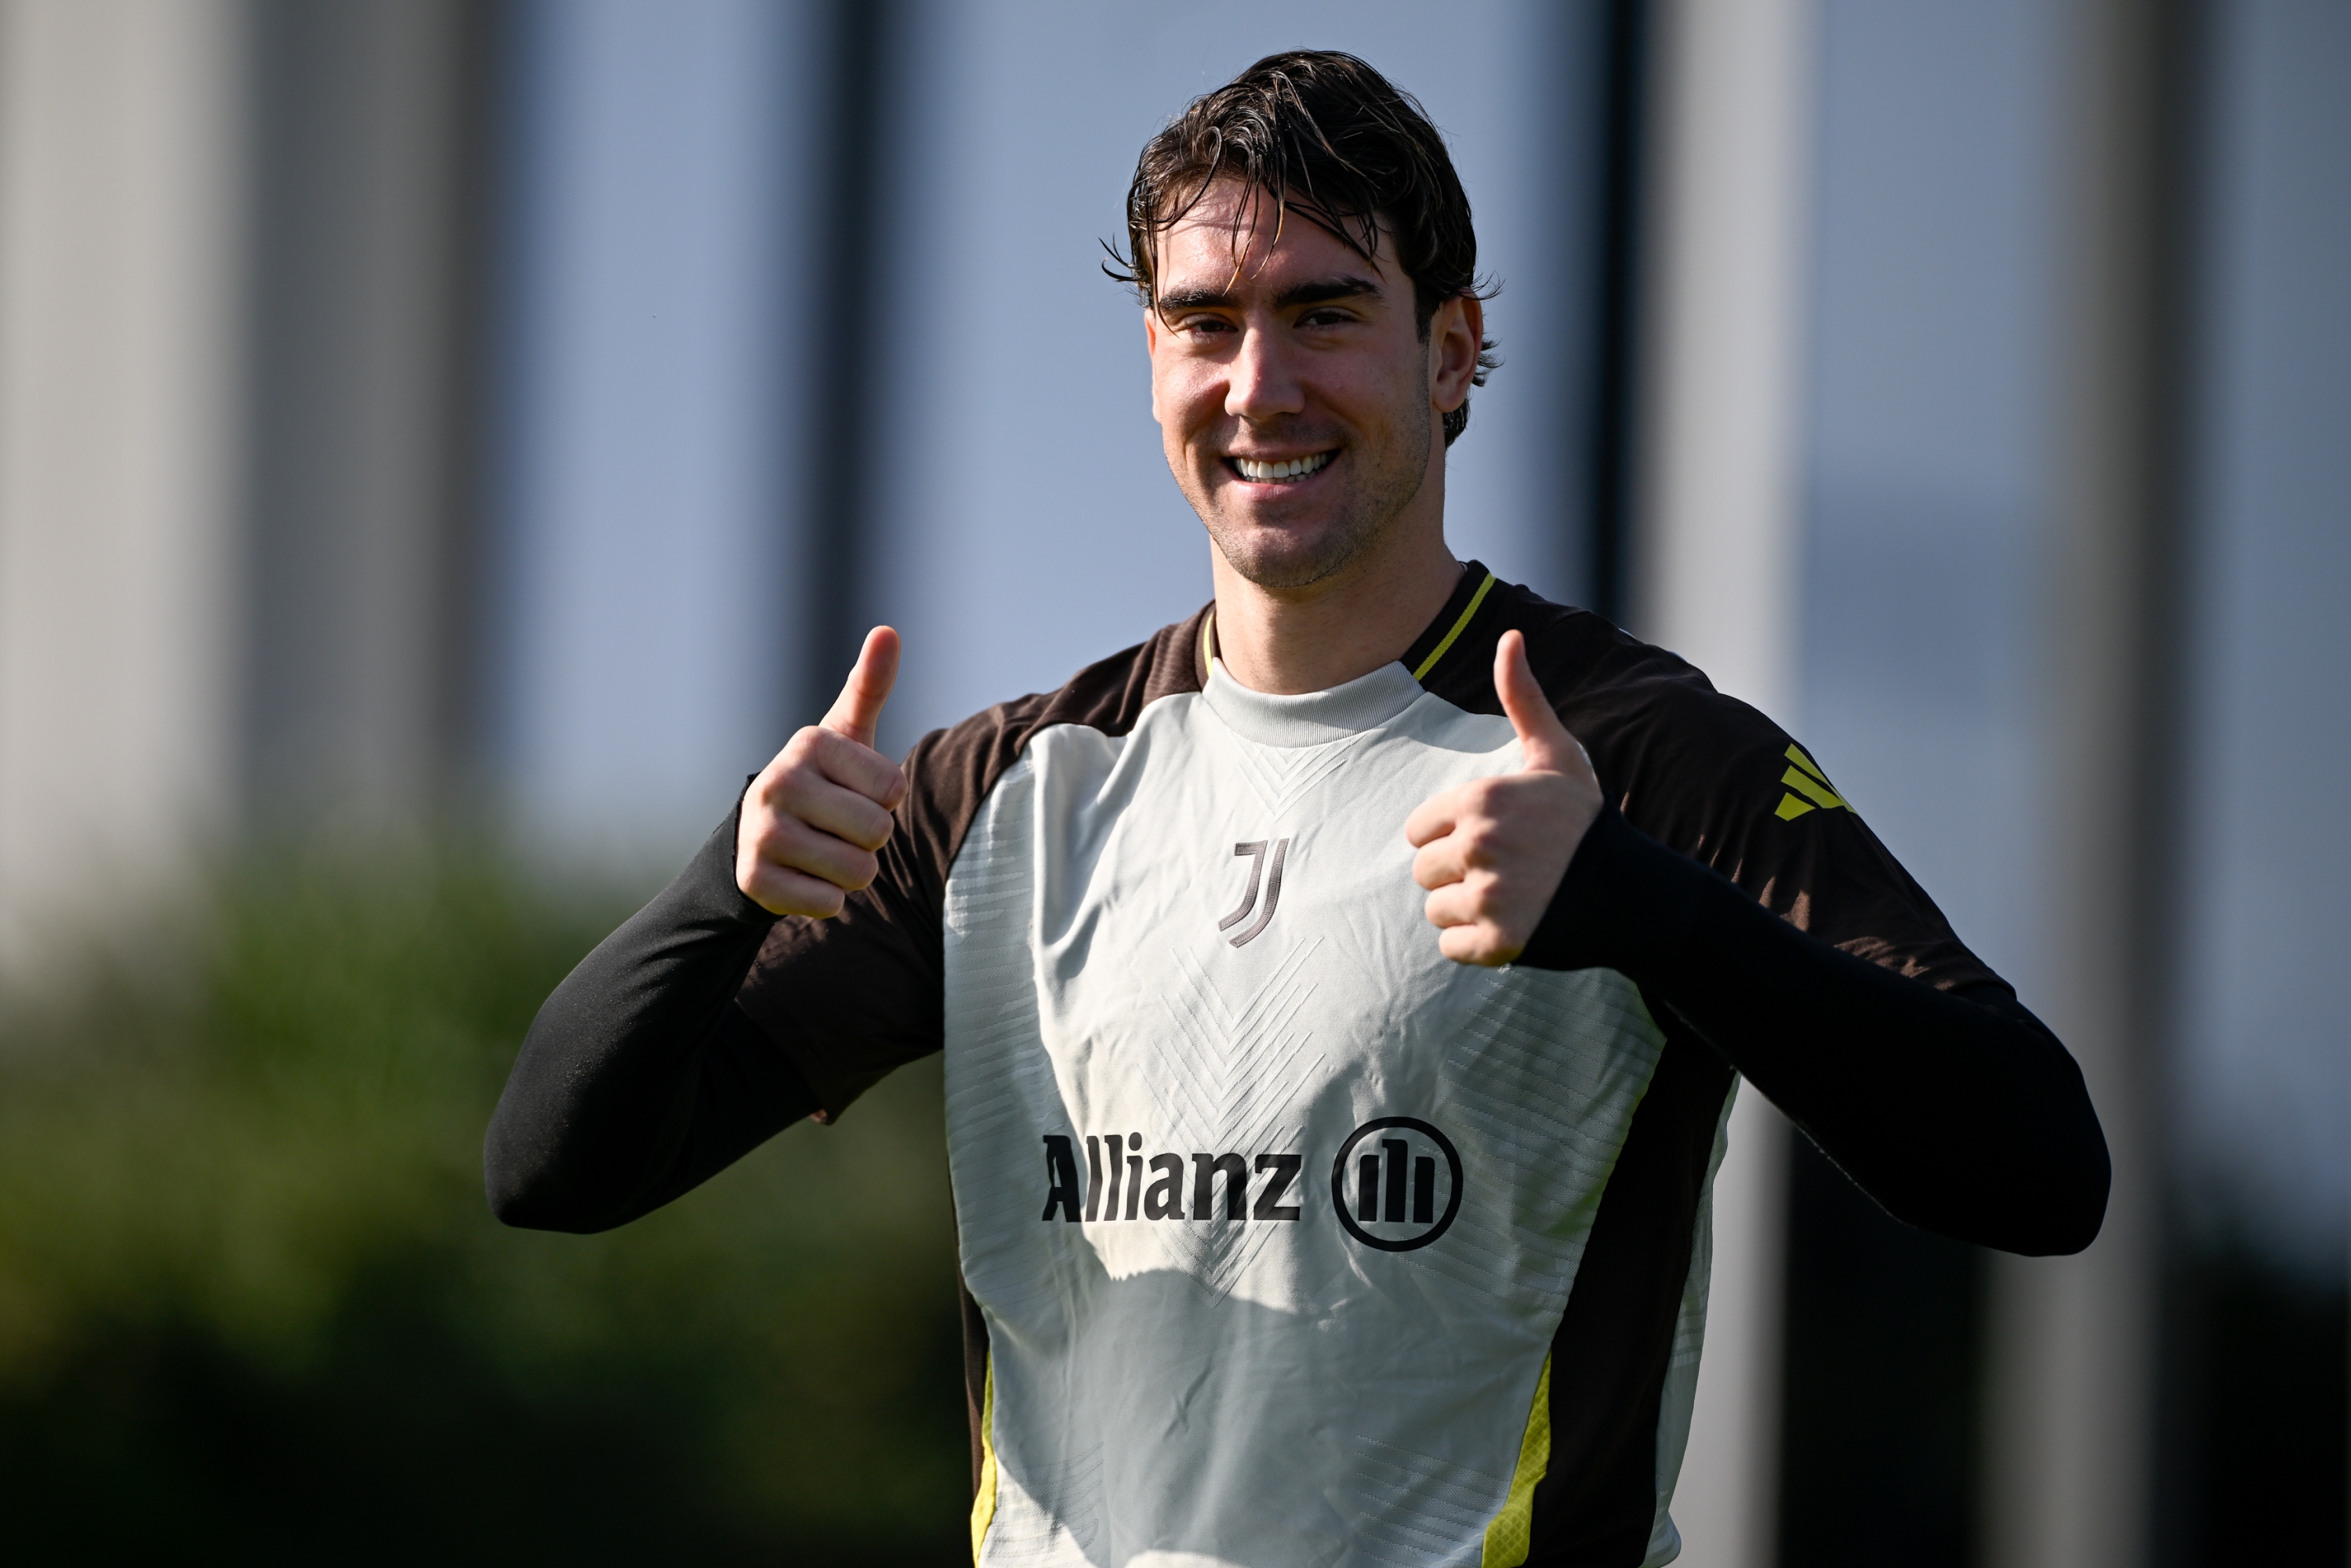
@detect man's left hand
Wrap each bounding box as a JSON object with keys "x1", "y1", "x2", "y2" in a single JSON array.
[{"x1": 1405, "y1": 630, "x2": 1604, "y2": 966}]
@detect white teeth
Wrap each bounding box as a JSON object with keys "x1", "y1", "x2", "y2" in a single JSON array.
[{"x1": 1235, "y1": 452, "x2": 1333, "y2": 482}]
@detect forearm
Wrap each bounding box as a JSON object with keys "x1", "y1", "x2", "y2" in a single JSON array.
[
  {"x1": 484, "y1": 809, "x2": 818, "y2": 1232},
  {"x1": 1520, "y1": 809, "x2": 2110, "y2": 1255}
]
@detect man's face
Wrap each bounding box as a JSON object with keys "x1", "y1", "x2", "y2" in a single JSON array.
[{"x1": 1146, "y1": 181, "x2": 1471, "y2": 593}]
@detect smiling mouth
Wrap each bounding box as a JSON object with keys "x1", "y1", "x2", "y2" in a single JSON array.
[{"x1": 1229, "y1": 451, "x2": 1335, "y2": 484}]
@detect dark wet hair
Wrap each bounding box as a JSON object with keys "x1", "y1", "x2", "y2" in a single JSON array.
[{"x1": 1106, "y1": 50, "x2": 1499, "y2": 445}]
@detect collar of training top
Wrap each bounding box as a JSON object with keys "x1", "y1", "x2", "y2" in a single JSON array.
[
  {"x1": 1199, "y1": 657, "x2": 1427, "y2": 748},
  {"x1": 1191, "y1": 558, "x2": 1501, "y2": 695}
]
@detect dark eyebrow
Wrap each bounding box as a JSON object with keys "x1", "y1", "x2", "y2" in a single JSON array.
[
  {"x1": 1155, "y1": 286, "x2": 1237, "y2": 313},
  {"x1": 1156, "y1": 274, "x2": 1386, "y2": 315},
  {"x1": 1273, "y1": 274, "x2": 1383, "y2": 310}
]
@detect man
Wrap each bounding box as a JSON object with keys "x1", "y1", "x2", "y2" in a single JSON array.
[{"x1": 488, "y1": 51, "x2": 2106, "y2": 1567}]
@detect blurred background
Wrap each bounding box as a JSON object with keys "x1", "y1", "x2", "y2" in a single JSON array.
[{"x1": 0, "y1": 0, "x2": 2339, "y2": 1563}]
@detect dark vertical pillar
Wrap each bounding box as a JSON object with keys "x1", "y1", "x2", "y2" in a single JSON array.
[
  {"x1": 1778, "y1": 1138, "x2": 1984, "y2": 1568},
  {"x1": 1582, "y1": 0, "x2": 1652, "y2": 629},
  {"x1": 2153, "y1": 0, "x2": 2351, "y2": 1555},
  {"x1": 797, "y1": 0, "x2": 892, "y2": 726},
  {"x1": 239, "y1": 0, "x2": 500, "y2": 833},
  {"x1": 437, "y1": 0, "x2": 509, "y2": 813}
]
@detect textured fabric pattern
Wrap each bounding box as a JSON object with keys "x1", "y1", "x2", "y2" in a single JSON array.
[{"x1": 945, "y1": 669, "x2": 1669, "y2": 1567}]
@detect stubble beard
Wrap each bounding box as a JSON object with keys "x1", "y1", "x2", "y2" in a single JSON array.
[{"x1": 1199, "y1": 395, "x2": 1434, "y2": 593}]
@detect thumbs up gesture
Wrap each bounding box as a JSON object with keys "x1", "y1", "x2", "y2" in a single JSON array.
[
  {"x1": 736, "y1": 626, "x2": 909, "y2": 916},
  {"x1": 1404, "y1": 630, "x2": 1604, "y2": 966}
]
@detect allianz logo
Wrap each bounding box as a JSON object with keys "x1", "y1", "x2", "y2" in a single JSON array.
[{"x1": 1039, "y1": 1117, "x2": 1463, "y2": 1251}]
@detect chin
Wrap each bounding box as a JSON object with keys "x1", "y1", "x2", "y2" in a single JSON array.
[{"x1": 1208, "y1": 513, "x2": 1384, "y2": 593}]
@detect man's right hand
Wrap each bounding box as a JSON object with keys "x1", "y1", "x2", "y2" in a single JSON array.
[{"x1": 735, "y1": 626, "x2": 907, "y2": 916}]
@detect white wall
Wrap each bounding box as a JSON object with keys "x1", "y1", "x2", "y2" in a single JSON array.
[
  {"x1": 1632, "y1": 2, "x2": 1816, "y2": 1563},
  {"x1": 0, "y1": 0, "x2": 246, "y2": 978}
]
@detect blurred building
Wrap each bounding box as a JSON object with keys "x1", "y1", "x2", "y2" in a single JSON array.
[{"x1": 0, "y1": 0, "x2": 2339, "y2": 1562}]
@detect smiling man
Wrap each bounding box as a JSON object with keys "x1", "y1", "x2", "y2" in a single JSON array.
[{"x1": 487, "y1": 52, "x2": 2108, "y2": 1568}]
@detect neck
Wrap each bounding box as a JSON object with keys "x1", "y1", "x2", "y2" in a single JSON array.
[{"x1": 1209, "y1": 505, "x2": 1460, "y2": 697}]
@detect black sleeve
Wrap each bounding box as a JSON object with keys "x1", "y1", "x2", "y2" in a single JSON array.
[
  {"x1": 483, "y1": 808, "x2": 821, "y2": 1233},
  {"x1": 1518, "y1": 808, "x2": 2110, "y2": 1257}
]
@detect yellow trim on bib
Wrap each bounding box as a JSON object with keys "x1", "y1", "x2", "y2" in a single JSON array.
[
  {"x1": 970, "y1": 1356, "x2": 999, "y2": 1563},
  {"x1": 1412, "y1": 571, "x2": 1498, "y2": 681},
  {"x1": 1481, "y1": 1353, "x2": 1553, "y2": 1566}
]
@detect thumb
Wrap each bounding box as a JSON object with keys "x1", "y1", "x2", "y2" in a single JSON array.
[
  {"x1": 1495, "y1": 630, "x2": 1576, "y2": 774},
  {"x1": 822, "y1": 626, "x2": 900, "y2": 749}
]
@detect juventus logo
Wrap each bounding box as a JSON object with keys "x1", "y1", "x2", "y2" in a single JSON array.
[{"x1": 1217, "y1": 838, "x2": 1291, "y2": 947}]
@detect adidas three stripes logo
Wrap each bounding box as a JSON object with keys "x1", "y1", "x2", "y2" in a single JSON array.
[{"x1": 1773, "y1": 743, "x2": 1852, "y2": 821}]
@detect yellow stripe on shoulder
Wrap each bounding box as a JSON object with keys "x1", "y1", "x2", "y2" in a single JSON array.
[{"x1": 1411, "y1": 570, "x2": 1499, "y2": 682}]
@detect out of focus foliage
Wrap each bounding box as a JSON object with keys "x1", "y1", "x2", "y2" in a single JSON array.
[{"x1": 0, "y1": 849, "x2": 967, "y2": 1563}]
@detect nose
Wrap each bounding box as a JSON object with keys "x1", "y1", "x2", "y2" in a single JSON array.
[{"x1": 1225, "y1": 320, "x2": 1304, "y2": 423}]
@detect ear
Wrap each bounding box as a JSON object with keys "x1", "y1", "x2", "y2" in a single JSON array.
[{"x1": 1430, "y1": 293, "x2": 1482, "y2": 413}]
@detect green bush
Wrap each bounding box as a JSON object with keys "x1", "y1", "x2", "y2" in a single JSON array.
[{"x1": 0, "y1": 850, "x2": 969, "y2": 1563}]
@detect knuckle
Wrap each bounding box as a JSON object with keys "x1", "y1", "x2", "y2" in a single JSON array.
[
  {"x1": 767, "y1": 761, "x2": 819, "y2": 809},
  {"x1": 836, "y1": 804, "x2": 887, "y2": 852},
  {"x1": 759, "y1": 815, "x2": 808, "y2": 856}
]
